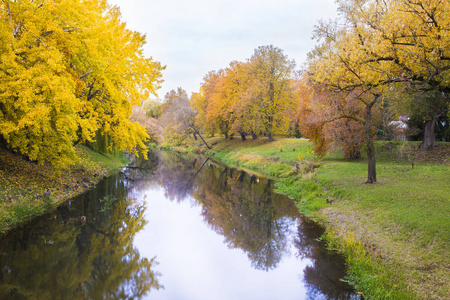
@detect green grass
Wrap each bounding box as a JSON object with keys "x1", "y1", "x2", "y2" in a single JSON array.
[
  {"x1": 0, "y1": 145, "x2": 129, "y2": 232},
  {"x1": 186, "y1": 136, "x2": 449, "y2": 299}
]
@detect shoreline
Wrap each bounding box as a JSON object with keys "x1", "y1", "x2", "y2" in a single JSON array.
[
  {"x1": 168, "y1": 137, "x2": 449, "y2": 299},
  {"x1": 1, "y1": 138, "x2": 448, "y2": 299},
  {"x1": 0, "y1": 145, "x2": 129, "y2": 233}
]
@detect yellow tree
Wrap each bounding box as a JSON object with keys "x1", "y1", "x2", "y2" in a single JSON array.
[
  {"x1": 0, "y1": 0, "x2": 164, "y2": 168},
  {"x1": 198, "y1": 62, "x2": 257, "y2": 140},
  {"x1": 202, "y1": 69, "x2": 236, "y2": 138},
  {"x1": 340, "y1": 0, "x2": 450, "y2": 146},
  {"x1": 247, "y1": 45, "x2": 296, "y2": 142},
  {"x1": 308, "y1": 1, "x2": 410, "y2": 183},
  {"x1": 190, "y1": 90, "x2": 209, "y2": 135},
  {"x1": 228, "y1": 60, "x2": 265, "y2": 140},
  {"x1": 195, "y1": 46, "x2": 296, "y2": 141},
  {"x1": 362, "y1": 0, "x2": 450, "y2": 148},
  {"x1": 308, "y1": 0, "x2": 450, "y2": 182}
]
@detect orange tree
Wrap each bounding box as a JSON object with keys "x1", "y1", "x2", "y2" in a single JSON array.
[{"x1": 194, "y1": 46, "x2": 296, "y2": 141}]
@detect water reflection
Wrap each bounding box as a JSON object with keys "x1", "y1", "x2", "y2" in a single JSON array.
[
  {"x1": 296, "y1": 219, "x2": 358, "y2": 299},
  {"x1": 126, "y1": 151, "x2": 359, "y2": 299},
  {"x1": 0, "y1": 174, "x2": 162, "y2": 299},
  {"x1": 0, "y1": 151, "x2": 359, "y2": 300}
]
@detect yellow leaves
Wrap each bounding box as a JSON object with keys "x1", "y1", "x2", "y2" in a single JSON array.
[
  {"x1": 0, "y1": 0, "x2": 163, "y2": 168},
  {"x1": 197, "y1": 47, "x2": 295, "y2": 138}
]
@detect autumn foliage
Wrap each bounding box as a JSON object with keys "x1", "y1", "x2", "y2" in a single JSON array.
[
  {"x1": 0, "y1": 0, "x2": 164, "y2": 168},
  {"x1": 295, "y1": 82, "x2": 366, "y2": 159},
  {"x1": 193, "y1": 45, "x2": 296, "y2": 141},
  {"x1": 304, "y1": 0, "x2": 450, "y2": 182}
]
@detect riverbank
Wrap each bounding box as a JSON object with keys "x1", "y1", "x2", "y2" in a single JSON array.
[
  {"x1": 0, "y1": 145, "x2": 129, "y2": 233},
  {"x1": 170, "y1": 137, "x2": 449, "y2": 299}
]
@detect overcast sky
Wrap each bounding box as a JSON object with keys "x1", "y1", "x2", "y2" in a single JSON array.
[{"x1": 108, "y1": 0, "x2": 339, "y2": 99}]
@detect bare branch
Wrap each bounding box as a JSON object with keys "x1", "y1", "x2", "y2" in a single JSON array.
[
  {"x1": 13, "y1": 21, "x2": 22, "y2": 39},
  {"x1": 80, "y1": 72, "x2": 91, "y2": 80},
  {"x1": 6, "y1": 1, "x2": 12, "y2": 30},
  {"x1": 41, "y1": 27, "x2": 81, "y2": 37},
  {"x1": 63, "y1": 27, "x2": 81, "y2": 33}
]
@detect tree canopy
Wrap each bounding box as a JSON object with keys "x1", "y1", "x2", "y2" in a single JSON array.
[
  {"x1": 305, "y1": 0, "x2": 450, "y2": 182},
  {"x1": 193, "y1": 45, "x2": 296, "y2": 141},
  {"x1": 0, "y1": 0, "x2": 164, "y2": 168}
]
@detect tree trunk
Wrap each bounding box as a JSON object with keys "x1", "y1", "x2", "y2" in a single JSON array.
[
  {"x1": 240, "y1": 132, "x2": 246, "y2": 141},
  {"x1": 251, "y1": 131, "x2": 258, "y2": 140},
  {"x1": 364, "y1": 104, "x2": 376, "y2": 184},
  {"x1": 267, "y1": 117, "x2": 275, "y2": 142},
  {"x1": 422, "y1": 119, "x2": 438, "y2": 150},
  {"x1": 193, "y1": 129, "x2": 211, "y2": 149}
]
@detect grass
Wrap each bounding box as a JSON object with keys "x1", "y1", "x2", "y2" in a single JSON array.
[
  {"x1": 183, "y1": 136, "x2": 449, "y2": 299},
  {"x1": 0, "y1": 145, "x2": 129, "y2": 232}
]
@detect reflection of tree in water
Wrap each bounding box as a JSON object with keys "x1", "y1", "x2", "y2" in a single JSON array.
[
  {"x1": 143, "y1": 150, "x2": 358, "y2": 298},
  {"x1": 138, "y1": 151, "x2": 208, "y2": 202},
  {"x1": 0, "y1": 174, "x2": 162, "y2": 299},
  {"x1": 142, "y1": 151, "x2": 299, "y2": 271},
  {"x1": 122, "y1": 151, "x2": 159, "y2": 184},
  {"x1": 295, "y1": 219, "x2": 359, "y2": 300},
  {"x1": 196, "y1": 167, "x2": 299, "y2": 271}
]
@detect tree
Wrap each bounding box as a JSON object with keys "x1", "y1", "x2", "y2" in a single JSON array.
[
  {"x1": 335, "y1": 0, "x2": 450, "y2": 149},
  {"x1": 195, "y1": 46, "x2": 297, "y2": 141},
  {"x1": 247, "y1": 45, "x2": 296, "y2": 142},
  {"x1": 201, "y1": 69, "x2": 234, "y2": 138},
  {"x1": 0, "y1": 0, "x2": 164, "y2": 168},
  {"x1": 307, "y1": 0, "x2": 450, "y2": 182},
  {"x1": 308, "y1": 20, "x2": 386, "y2": 183},
  {"x1": 143, "y1": 99, "x2": 163, "y2": 119},
  {"x1": 130, "y1": 104, "x2": 162, "y2": 144},
  {"x1": 160, "y1": 88, "x2": 211, "y2": 149},
  {"x1": 297, "y1": 82, "x2": 366, "y2": 159},
  {"x1": 374, "y1": 0, "x2": 450, "y2": 148}
]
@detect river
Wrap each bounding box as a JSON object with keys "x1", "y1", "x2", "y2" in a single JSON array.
[{"x1": 0, "y1": 151, "x2": 360, "y2": 299}]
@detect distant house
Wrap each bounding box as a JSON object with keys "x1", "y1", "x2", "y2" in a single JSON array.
[{"x1": 389, "y1": 117, "x2": 408, "y2": 141}]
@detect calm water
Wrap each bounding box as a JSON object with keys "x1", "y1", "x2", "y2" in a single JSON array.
[{"x1": 0, "y1": 151, "x2": 359, "y2": 300}]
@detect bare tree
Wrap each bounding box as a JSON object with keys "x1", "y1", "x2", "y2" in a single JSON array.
[{"x1": 160, "y1": 88, "x2": 211, "y2": 149}]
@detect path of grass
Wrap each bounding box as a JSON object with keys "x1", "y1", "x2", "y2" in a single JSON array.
[{"x1": 179, "y1": 137, "x2": 449, "y2": 299}]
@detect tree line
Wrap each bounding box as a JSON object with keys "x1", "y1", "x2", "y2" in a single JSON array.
[
  {"x1": 1, "y1": 0, "x2": 449, "y2": 184},
  {"x1": 149, "y1": 0, "x2": 449, "y2": 183}
]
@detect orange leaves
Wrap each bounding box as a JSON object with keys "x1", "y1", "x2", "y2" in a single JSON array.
[{"x1": 196, "y1": 46, "x2": 296, "y2": 140}]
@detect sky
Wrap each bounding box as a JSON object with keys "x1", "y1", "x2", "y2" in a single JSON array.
[{"x1": 108, "y1": 0, "x2": 339, "y2": 99}]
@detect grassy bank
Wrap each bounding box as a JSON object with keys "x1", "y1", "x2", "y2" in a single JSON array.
[
  {"x1": 0, "y1": 145, "x2": 129, "y2": 233},
  {"x1": 178, "y1": 137, "x2": 449, "y2": 299}
]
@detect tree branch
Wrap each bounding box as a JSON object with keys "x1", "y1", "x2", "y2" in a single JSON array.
[
  {"x1": 13, "y1": 22, "x2": 22, "y2": 39},
  {"x1": 41, "y1": 27, "x2": 81, "y2": 37},
  {"x1": 6, "y1": 1, "x2": 12, "y2": 31},
  {"x1": 80, "y1": 72, "x2": 91, "y2": 80}
]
